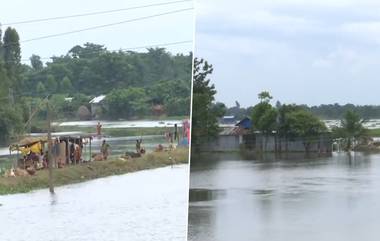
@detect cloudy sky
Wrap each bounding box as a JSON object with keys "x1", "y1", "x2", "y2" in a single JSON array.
[
  {"x1": 0, "y1": 0, "x2": 194, "y2": 63},
  {"x1": 196, "y1": 0, "x2": 380, "y2": 107}
]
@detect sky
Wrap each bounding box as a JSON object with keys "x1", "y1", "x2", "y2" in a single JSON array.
[
  {"x1": 196, "y1": 0, "x2": 380, "y2": 107},
  {"x1": 0, "y1": 0, "x2": 194, "y2": 63}
]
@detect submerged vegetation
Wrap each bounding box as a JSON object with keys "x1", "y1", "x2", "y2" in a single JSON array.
[{"x1": 0, "y1": 148, "x2": 189, "y2": 195}]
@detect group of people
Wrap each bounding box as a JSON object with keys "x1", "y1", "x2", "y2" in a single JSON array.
[{"x1": 99, "y1": 138, "x2": 145, "y2": 160}]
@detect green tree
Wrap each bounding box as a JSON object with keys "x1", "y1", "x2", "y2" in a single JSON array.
[
  {"x1": 191, "y1": 58, "x2": 225, "y2": 150},
  {"x1": 2, "y1": 27, "x2": 21, "y2": 94},
  {"x1": 36, "y1": 81, "x2": 46, "y2": 95},
  {"x1": 46, "y1": 75, "x2": 57, "y2": 93},
  {"x1": 30, "y1": 54, "x2": 43, "y2": 71},
  {"x1": 105, "y1": 88, "x2": 149, "y2": 119},
  {"x1": 258, "y1": 91, "x2": 272, "y2": 103},
  {"x1": 60, "y1": 76, "x2": 73, "y2": 93},
  {"x1": 286, "y1": 110, "x2": 327, "y2": 152},
  {"x1": 332, "y1": 110, "x2": 368, "y2": 150},
  {"x1": 251, "y1": 94, "x2": 278, "y2": 150},
  {"x1": 251, "y1": 101, "x2": 277, "y2": 133},
  {"x1": 0, "y1": 105, "x2": 23, "y2": 144}
]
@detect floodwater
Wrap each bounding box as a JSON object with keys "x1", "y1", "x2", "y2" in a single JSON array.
[
  {"x1": 188, "y1": 152, "x2": 380, "y2": 241},
  {"x1": 0, "y1": 135, "x2": 165, "y2": 157},
  {"x1": 0, "y1": 164, "x2": 189, "y2": 241},
  {"x1": 53, "y1": 120, "x2": 183, "y2": 128}
]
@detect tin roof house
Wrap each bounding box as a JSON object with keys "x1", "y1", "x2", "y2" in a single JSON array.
[{"x1": 89, "y1": 95, "x2": 106, "y2": 119}]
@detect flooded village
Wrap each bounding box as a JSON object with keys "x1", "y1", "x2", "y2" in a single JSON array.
[{"x1": 189, "y1": 57, "x2": 380, "y2": 241}]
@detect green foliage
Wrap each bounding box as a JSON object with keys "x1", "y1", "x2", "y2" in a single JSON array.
[
  {"x1": 258, "y1": 91, "x2": 273, "y2": 103},
  {"x1": 191, "y1": 58, "x2": 225, "y2": 149},
  {"x1": 0, "y1": 25, "x2": 192, "y2": 143},
  {"x1": 285, "y1": 110, "x2": 327, "y2": 138},
  {"x1": 46, "y1": 74, "x2": 57, "y2": 93},
  {"x1": 332, "y1": 110, "x2": 368, "y2": 150},
  {"x1": 36, "y1": 81, "x2": 46, "y2": 95},
  {"x1": 2, "y1": 27, "x2": 22, "y2": 94},
  {"x1": 20, "y1": 43, "x2": 192, "y2": 117},
  {"x1": 60, "y1": 76, "x2": 73, "y2": 93},
  {"x1": 30, "y1": 54, "x2": 43, "y2": 71},
  {"x1": 251, "y1": 102, "x2": 277, "y2": 133},
  {"x1": 105, "y1": 88, "x2": 149, "y2": 119},
  {"x1": 0, "y1": 105, "x2": 23, "y2": 144}
]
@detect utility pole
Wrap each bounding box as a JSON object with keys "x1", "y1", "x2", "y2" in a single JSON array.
[
  {"x1": 28, "y1": 102, "x2": 32, "y2": 134},
  {"x1": 8, "y1": 88, "x2": 14, "y2": 105},
  {"x1": 47, "y1": 99, "x2": 54, "y2": 194}
]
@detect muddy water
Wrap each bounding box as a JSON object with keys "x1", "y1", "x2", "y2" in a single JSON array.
[
  {"x1": 0, "y1": 165, "x2": 189, "y2": 241},
  {"x1": 188, "y1": 152, "x2": 380, "y2": 241}
]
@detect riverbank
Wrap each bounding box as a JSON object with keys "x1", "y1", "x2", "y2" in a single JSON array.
[{"x1": 0, "y1": 148, "x2": 189, "y2": 195}]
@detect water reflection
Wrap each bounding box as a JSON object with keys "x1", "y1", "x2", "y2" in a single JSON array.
[{"x1": 188, "y1": 152, "x2": 380, "y2": 241}]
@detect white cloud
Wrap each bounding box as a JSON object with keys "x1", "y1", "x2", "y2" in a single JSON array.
[
  {"x1": 312, "y1": 48, "x2": 357, "y2": 69},
  {"x1": 195, "y1": 0, "x2": 380, "y2": 105},
  {"x1": 341, "y1": 21, "x2": 380, "y2": 45}
]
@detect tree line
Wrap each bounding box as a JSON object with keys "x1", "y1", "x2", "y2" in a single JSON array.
[
  {"x1": 0, "y1": 26, "x2": 192, "y2": 144},
  {"x1": 225, "y1": 102, "x2": 380, "y2": 120}
]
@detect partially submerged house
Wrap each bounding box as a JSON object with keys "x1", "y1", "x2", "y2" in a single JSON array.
[
  {"x1": 204, "y1": 117, "x2": 332, "y2": 153},
  {"x1": 204, "y1": 117, "x2": 251, "y2": 151}
]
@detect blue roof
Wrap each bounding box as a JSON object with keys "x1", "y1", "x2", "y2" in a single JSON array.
[{"x1": 235, "y1": 117, "x2": 252, "y2": 129}]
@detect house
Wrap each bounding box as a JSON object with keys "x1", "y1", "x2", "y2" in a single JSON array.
[
  {"x1": 236, "y1": 117, "x2": 252, "y2": 129},
  {"x1": 89, "y1": 95, "x2": 106, "y2": 118},
  {"x1": 220, "y1": 116, "x2": 237, "y2": 125},
  {"x1": 204, "y1": 116, "x2": 332, "y2": 153},
  {"x1": 203, "y1": 118, "x2": 252, "y2": 151}
]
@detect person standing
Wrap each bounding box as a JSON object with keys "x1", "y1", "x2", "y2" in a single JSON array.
[
  {"x1": 101, "y1": 140, "x2": 110, "y2": 160},
  {"x1": 136, "y1": 139, "x2": 142, "y2": 153},
  {"x1": 174, "y1": 124, "x2": 178, "y2": 142},
  {"x1": 96, "y1": 122, "x2": 102, "y2": 136}
]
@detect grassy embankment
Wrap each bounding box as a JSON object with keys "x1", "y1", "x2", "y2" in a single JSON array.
[
  {"x1": 368, "y1": 128, "x2": 380, "y2": 137},
  {"x1": 0, "y1": 148, "x2": 189, "y2": 195}
]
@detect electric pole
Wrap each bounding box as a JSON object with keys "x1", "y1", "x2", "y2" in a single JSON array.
[{"x1": 47, "y1": 99, "x2": 54, "y2": 194}]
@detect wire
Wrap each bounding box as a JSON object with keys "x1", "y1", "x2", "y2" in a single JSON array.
[
  {"x1": 1, "y1": 8, "x2": 193, "y2": 48},
  {"x1": 1, "y1": 0, "x2": 192, "y2": 26},
  {"x1": 22, "y1": 8, "x2": 193, "y2": 43}
]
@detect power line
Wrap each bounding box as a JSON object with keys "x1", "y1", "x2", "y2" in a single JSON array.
[
  {"x1": 22, "y1": 8, "x2": 193, "y2": 43},
  {"x1": 1, "y1": 8, "x2": 193, "y2": 48},
  {"x1": 1, "y1": 0, "x2": 192, "y2": 26}
]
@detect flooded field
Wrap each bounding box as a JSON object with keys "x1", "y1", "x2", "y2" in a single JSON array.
[
  {"x1": 0, "y1": 164, "x2": 189, "y2": 241},
  {"x1": 188, "y1": 152, "x2": 380, "y2": 241},
  {"x1": 53, "y1": 120, "x2": 183, "y2": 128},
  {"x1": 323, "y1": 119, "x2": 380, "y2": 129}
]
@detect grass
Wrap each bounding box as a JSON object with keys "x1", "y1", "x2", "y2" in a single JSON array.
[
  {"x1": 0, "y1": 148, "x2": 189, "y2": 195},
  {"x1": 368, "y1": 128, "x2": 380, "y2": 137}
]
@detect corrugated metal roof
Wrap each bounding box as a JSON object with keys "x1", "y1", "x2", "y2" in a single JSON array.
[
  {"x1": 89, "y1": 95, "x2": 106, "y2": 104},
  {"x1": 220, "y1": 127, "x2": 249, "y2": 136}
]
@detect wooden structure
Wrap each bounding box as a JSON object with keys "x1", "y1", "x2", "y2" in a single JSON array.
[{"x1": 9, "y1": 134, "x2": 93, "y2": 169}]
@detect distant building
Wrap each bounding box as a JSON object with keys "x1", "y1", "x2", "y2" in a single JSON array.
[
  {"x1": 220, "y1": 115, "x2": 237, "y2": 125},
  {"x1": 236, "y1": 117, "x2": 252, "y2": 129},
  {"x1": 64, "y1": 97, "x2": 73, "y2": 103},
  {"x1": 89, "y1": 95, "x2": 106, "y2": 119}
]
